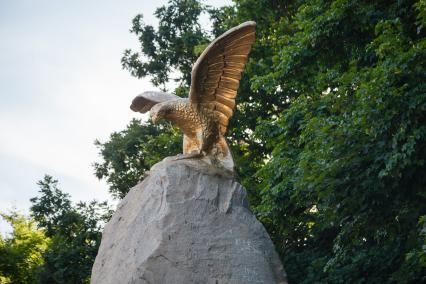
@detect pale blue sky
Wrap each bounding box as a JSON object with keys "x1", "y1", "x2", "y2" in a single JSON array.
[{"x1": 0, "y1": 0, "x2": 230, "y2": 232}]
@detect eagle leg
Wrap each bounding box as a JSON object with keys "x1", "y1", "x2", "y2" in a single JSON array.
[{"x1": 183, "y1": 133, "x2": 202, "y2": 154}]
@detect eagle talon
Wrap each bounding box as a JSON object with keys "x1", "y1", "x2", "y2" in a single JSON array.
[{"x1": 174, "y1": 151, "x2": 204, "y2": 161}]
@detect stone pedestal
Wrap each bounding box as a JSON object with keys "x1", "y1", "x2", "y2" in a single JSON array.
[{"x1": 91, "y1": 157, "x2": 287, "y2": 284}]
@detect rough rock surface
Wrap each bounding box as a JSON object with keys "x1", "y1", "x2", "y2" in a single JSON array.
[{"x1": 91, "y1": 157, "x2": 287, "y2": 284}]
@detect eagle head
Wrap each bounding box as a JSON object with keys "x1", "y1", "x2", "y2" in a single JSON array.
[{"x1": 150, "y1": 102, "x2": 169, "y2": 124}]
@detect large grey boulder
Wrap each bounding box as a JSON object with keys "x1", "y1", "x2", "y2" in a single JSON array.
[{"x1": 91, "y1": 157, "x2": 287, "y2": 284}]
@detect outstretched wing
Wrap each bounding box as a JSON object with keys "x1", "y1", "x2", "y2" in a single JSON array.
[
  {"x1": 130, "y1": 91, "x2": 180, "y2": 113},
  {"x1": 189, "y1": 21, "x2": 256, "y2": 134}
]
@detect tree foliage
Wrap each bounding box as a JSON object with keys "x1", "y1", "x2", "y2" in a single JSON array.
[
  {"x1": 0, "y1": 175, "x2": 112, "y2": 284},
  {"x1": 121, "y1": 0, "x2": 208, "y2": 89},
  {"x1": 250, "y1": 0, "x2": 426, "y2": 282},
  {"x1": 0, "y1": 212, "x2": 49, "y2": 284},
  {"x1": 0, "y1": 176, "x2": 112, "y2": 283},
  {"x1": 29, "y1": 175, "x2": 112, "y2": 283},
  {"x1": 94, "y1": 119, "x2": 182, "y2": 198}
]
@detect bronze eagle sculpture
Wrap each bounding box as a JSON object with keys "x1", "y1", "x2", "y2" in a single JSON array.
[{"x1": 130, "y1": 21, "x2": 256, "y2": 172}]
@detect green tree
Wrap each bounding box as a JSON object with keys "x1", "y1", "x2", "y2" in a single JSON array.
[
  {"x1": 94, "y1": 119, "x2": 181, "y2": 198},
  {"x1": 30, "y1": 175, "x2": 112, "y2": 283},
  {"x1": 121, "y1": 0, "x2": 208, "y2": 89},
  {"x1": 0, "y1": 212, "x2": 49, "y2": 284},
  {"x1": 252, "y1": 0, "x2": 426, "y2": 282}
]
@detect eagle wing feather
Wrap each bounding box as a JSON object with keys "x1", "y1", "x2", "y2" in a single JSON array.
[
  {"x1": 130, "y1": 91, "x2": 180, "y2": 113},
  {"x1": 189, "y1": 21, "x2": 256, "y2": 135}
]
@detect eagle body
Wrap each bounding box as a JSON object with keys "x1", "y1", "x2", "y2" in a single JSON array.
[
  {"x1": 152, "y1": 99, "x2": 231, "y2": 168},
  {"x1": 130, "y1": 22, "x2": 256, "y2": 172}
]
